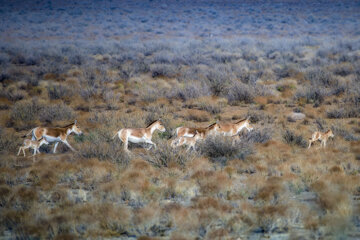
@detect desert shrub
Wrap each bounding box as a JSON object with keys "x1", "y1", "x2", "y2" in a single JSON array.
[
  {"x1": 167, "y1": 82, "x2": 211, "y2": 101},
  {"x1": 184, "y1": 110, "x2": 210, "y2": 122},
  {"x1": 39, "y1": 103, "x2": 75, "y2": 123},
  {"x1": 103, "y1": 90, "x2": 121, "y2": 110},
  {"x1": 142, "y1": 140, "x2": 192, "y2": 168},
  {"x1": 283, "y1": 130, "x2": 307, "y2": 148},
  {"x1": 332, "y1": 63, "x2": 354, "y2": 77},
  {"x1": 225, "y1": 81, "x2": 254, "y2": 104},
  {"x1": 0, "y1": 86, "x2": 26, "y2": 102},
  {"x1": 206, "y1": 67, "x2": 232, "y2": 96},
  {"x1": 150, "y1": 64, "x2": 178, "y2": 78},
  {"x1": 0, "y1": 128, "x2": 20, "y2": 153},
  {"x1": 10, "y1": 98, "x2": 44, "y2": 129},
  {"x1": 327, "y1": 106, "x2": 360, "y2": 119},
  {"x1": 243, "y1": 128, "x2": 272, "y2": 144},
  {"x1": 331, "y1": 125, "x2": 360, "y2": 141},
  {"x1": 47, "y1": 84, "x2": 73, "y2": 100},
  {"x1": 77, "y1": 129, "x2": 130, "y2": 166},
  {"x1": 198, "y1": 135, "x2": 252, "y2": 165},
  {"x1": 305, "y1": 69, "x2": 338, "y2": 87},
  {"x1": 295, "y1": 86, "x2": 325, "y2": 105},
  {"x1": 198, "y1": 102, "x2": 221, "y2": 115}
]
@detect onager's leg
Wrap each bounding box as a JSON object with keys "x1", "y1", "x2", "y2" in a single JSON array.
[
  {"x1": 63, "y1": 140, "x2": 76, "y2": 152},
  {"x1": 53, "y1": 142, "x2": 59, "y2": 153},
  {"x1": 17, "y1": 147, "x2": 22, "y2": 156},
  {"x1": 144, "y1": 139, "x2": 156, "y2": 150},
  {"x1": 23, "y1": 147, "x2": 27, "y2": 156},
  {"x1": 308, "y1": 140, "x2": 313, "y2": 149},
  {"x1": 123, "y1": 137, "x2": 129, "y2": 151},
  {"x1": 322, "y1": 140, "x2": 327, "y2": 148},
  {"x1": 33, "y1": 148, "x2": 37, "y2": 155}
]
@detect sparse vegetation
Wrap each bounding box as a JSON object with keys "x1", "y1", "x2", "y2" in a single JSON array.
[{"x1": 0, "y1": 0, "x2": 359, "y2": 239}]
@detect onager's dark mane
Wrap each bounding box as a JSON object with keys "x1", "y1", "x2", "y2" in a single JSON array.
[
  {"x1": 206, "y1": 122, "x2": 217, "y2": 129},
  {"x1": 146, "y1": 120, "x2": 159, "y2": 128},
  {"x1": 236, "y1": 118, "x2": 247, "y2": 124},
  {"x1": 61, "y1": 122, "x2": 75, "y2": 128},
  {"x1": 325, "y1": 129, "x2": 331, "y2": 134}
]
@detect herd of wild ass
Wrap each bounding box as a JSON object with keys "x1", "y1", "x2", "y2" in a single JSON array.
[{"x1": 18, "y1": 118, "x2": 335, "y2": 156}]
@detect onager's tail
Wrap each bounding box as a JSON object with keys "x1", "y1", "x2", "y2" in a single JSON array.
[
  {"x1": 112, "y1": 129, "x2": 122, "y2": 140},
  {"x1": 22, "y1": 128, "x2": 34, "y2": 138}
]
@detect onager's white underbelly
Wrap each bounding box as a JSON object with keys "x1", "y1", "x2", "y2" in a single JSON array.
[
  {"x1": 43, "y1": 135, "x2": 62, "y2": 143},
  {"x1": 128, "y1": 135, "x2": 148, "y2": 144}
]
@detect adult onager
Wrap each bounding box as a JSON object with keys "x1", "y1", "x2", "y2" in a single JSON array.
[
  {"x1": 113, "y1": 119, "x2": 166, "y2": 151},
  {"x1": 217, "y1": 117, "x2": 253, "y2": 136},
  {"x1": 26, "y1": 120, "x2": 82, "y2": 153},
  {"x1": 17, "y1": 138, "x2": 49, "y2": 156},
  {"x1": 308, "y1": 129, "x2": 334, "y2": 149},
  {"x1": 174, "y1": 122, "x2": 220, "y2": 138},
  {"x1": 171, "y1": 130, "x2": 205, "y2": 151}
]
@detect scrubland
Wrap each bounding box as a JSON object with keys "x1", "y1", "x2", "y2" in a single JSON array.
[{"x1": 1, "y1": 0, "x2": 360, "y2": 239}]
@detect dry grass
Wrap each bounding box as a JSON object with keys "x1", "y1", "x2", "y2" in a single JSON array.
[{"x1": 1, "y1": 35, "x2": 360, "y2": 239}]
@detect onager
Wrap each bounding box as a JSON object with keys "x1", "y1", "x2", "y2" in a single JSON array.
[
  {"x1": 17, "y1": 138, "x2": 49, "y2": 156},
  {"x1": 171, "y1": 130, "x2": 205, "y2": 151},
  {"x1": 26, "y1": 120, "x2": 82, "y2": 153},
  {"x1": 174, "y1": 122, "x2": 220, "y2": 138},
  {"x1": 113, "y1": 119, "x2": 166, "y2": 151},
  {"x1": 308, "y1": 129, "x2": 334, "y2": 149},
  {"x1": 217, "y1": 117, "x2": 253, "y2": 136}
]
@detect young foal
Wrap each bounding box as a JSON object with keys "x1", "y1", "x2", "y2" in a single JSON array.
[
  {"x1": 174, "y1": 122, "x2": 220, "y2": 138},
  {"x1": 308, "y1": 129, "x2": 334, "y2": 149},
  {"x1": 171, "y1": 130, "x2": 205, "y2": 151},
  {"x1": 17, "y1": 138, "x2": 49, "y2": 156},
  {"x1": 113, "y1": 119, "x2": 166, "y2": 151},
  {"x1": 217, "y1": 117, "x2": 253, "y2": 136},
  {"x1": 27, "y1": 120, "x2": 82, "y2": 153}
]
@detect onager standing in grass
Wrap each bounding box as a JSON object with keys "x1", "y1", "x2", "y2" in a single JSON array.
[
  {"x1": 308, "y1": 129, "x2": 334, "y2": 149},
  {"x1": 113, "y1": 119, "x2": 166, "y2": 151},
  {"x1": 174, "y1": 122, "x2": 220, "y2": 138},
  {"x1": 17, "y1": 138, "x2": 49, "y2": 156},
  {"x1": 217, "y1": 117, "x2": 253, "y2": 136},
  {"x1": 26, "y1": 120, "x2": 82, "y2": 153},
  {"x1": 171, "y1": 130, "x2": 205, "y2": 151}
]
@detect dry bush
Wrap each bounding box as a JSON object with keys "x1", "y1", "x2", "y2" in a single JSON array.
[
  {"x1": 141, "y1": 140, "x2": 194, "y2": 168},
  {"x1": 184, "y1": 109, "x2": 210, "y2": 122},
  {"x1": 39, "y1": 103, "x2": 75, "y2": 123},
  {"x1": 9, "y1": 98, "x2": 43, "y2": 129},
  {"x1": 282, "y1": 129, "x2": 307, "y2": 148},
  {"x1": 225, "y1": 81, "x2": 254, "y2": 104},
  {"x1": 77, "y1": 129, "x2": 131, "y2": 166},
  {"x1": 198, "y1": 135, "x2": 253, "y2": 165},
  {"x1": 47, "y1": 84, "x2": 74, "y2": 101}
]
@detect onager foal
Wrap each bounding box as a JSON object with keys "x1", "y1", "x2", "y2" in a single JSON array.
[
  {"x1": 113, "y1": 119, "x2": 166, "y2": 151},
  {"x1": 174, "y1": 122, "x2": 220, "y2": 138},
  {"x1": 171, "y1": 130, "x2": 205, "y2": 151},
  {"x1": 308, "y1": 129, "x2": 334, "y2": 149},
  {"x1": 218, "y1": 117, "x2": 253, "y2": 136},
  {"x1": 27, "y1": 120, "x2": 82, "y2": 153},
  {"x1": 17, "y1": 138, "x2": 49, "y2": 156}
]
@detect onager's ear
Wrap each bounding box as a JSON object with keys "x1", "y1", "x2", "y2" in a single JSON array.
[
  {"x1": 195, "y1": 130, "x2": 199, "y2": 134},
  {"x1": 247, "y1": 116, "x2": 250, "y2": 121},
  {"x1": 74, "y1": 119, "x2": 77, "y2": 124}
]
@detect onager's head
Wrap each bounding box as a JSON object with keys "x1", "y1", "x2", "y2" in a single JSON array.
[
  {"x1": 245, "y1": 118, "x2": 253, "y2": 131},
  {"x1": 207, "y1": 122, "x2": 221, "y2": 134},
  {"x1": 72, "y1": 120, "x2": 83, "y2": 135},
  {"x1": 328, "y1": 129, "x2": 334, "y2": 138},
  {"x1": 155, "y1": 120, "x2": 166, "y2": 132}
]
